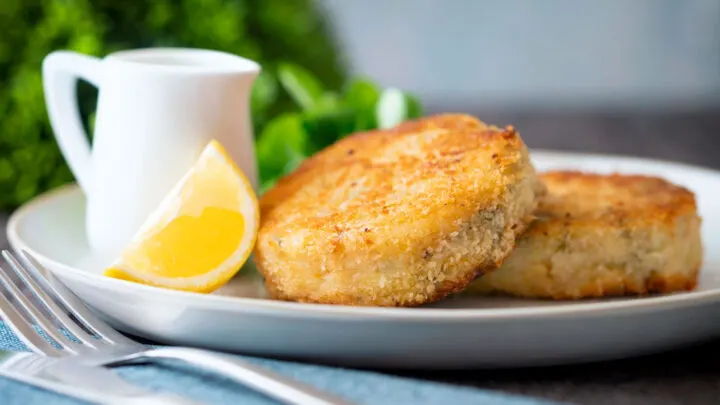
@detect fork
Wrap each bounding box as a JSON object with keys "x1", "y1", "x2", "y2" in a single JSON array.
[{"x1": 0, "y1": 250, "x2": 353, "y2": 405}]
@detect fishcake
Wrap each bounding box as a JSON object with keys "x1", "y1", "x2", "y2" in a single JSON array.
[
  {"x1": 254, "y1": 114, "x2": 546, "y2": 306},
  {"x1": 467, "y1": 171, "x2": 703, "y2": 299}
]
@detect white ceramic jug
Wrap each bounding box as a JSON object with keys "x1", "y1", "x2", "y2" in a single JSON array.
[{"x1": 42, "y1": 48, "x2": 260, "y2": 256}]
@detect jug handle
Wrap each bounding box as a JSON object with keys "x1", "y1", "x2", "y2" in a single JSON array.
[{"x1": 42, "y1": 51, "x2": 102, "y2": 193}]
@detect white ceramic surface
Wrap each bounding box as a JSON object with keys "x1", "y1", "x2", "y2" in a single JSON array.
[
  {"x1": 42, "y1": 48, "x2": 260, "y2": 256},
  {"x1": 8, "y1": 150, "x2": 720, "y2": 370}
]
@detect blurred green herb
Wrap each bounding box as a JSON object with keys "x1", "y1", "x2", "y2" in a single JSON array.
[
  {"x1": 0, "y1": 0, "x2": 345, "y2": 209},
  {"x1": 0, "y1": 0, "x2": 422, "y2": 207},
  {"x1": 255, "y1": 64, "x2": 423, "y2": 193}
]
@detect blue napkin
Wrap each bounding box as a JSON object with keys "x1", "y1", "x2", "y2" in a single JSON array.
[{"x1": 0, "y1": 321, "x2": 559, "y2": 405}]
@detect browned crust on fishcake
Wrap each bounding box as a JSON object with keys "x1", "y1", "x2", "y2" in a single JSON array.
[
  {"x1": 255, "y1": 114, "x2": 545, "y2": 306},
  {"x1": 524, "y1": 171, "x2": 699, "y2": 235},
  {"x1": 467, "y1": 171, "x2": 703, "y2": 300}
]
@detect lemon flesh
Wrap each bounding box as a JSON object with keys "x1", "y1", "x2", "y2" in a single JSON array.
[{"x1": 104, "y1": 140, "x2": 259, "y2": 293}]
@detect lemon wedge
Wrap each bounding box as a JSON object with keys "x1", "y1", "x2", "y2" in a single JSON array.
[{"x1": 103, "y1": 140, "x2": 259, "y2": 293}]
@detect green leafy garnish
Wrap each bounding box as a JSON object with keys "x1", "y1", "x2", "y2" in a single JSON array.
[
  {"x1": 405, "y1": 94, "x2": 424, "y2": 119},
  {"x1": 376, "y1": 88, "x2": 407, "y2": 129},
  {"x1": 256, "y1": 64, "x2": 423, "y2": 194},
  {"x1": 255, "y1": 113, "x2": 308, "y2": 189},
  {"x1": 250, "y1": 70, "x2": 279, "y2": 123},
  {"x1": 277, "y1": 63, "x2": 325, "y2": 111},
  {"x1": 344, "y1": 78, "x2": 380, "y2": 131}
]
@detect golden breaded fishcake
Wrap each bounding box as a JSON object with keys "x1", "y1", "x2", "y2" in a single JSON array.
[
  {"x1": 467, "y1": 171, "x2": 703, "y2": 299},
  {"x1": 254, "y1": 114, "x2": 545, "y2": 306}
]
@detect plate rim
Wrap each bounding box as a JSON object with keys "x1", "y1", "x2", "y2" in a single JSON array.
[{"x1": 8, "y1": 149, "x2": 720, "y2": 322}]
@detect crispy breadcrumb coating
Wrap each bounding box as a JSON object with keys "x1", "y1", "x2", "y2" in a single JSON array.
[
  {"x1": 468, "y1": 171, "x2": 703, "y2": 299},
  {"x1": 255, "y1": 114, "x2": 545, "y2": 306}
]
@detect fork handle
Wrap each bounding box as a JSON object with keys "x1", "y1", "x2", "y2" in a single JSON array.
[
  {"x1": 123, "y1": 347, "x2": 354, "y2": 405},
  {"x1": 108, "y1": 394, "x2": 205, "y2": 405}
]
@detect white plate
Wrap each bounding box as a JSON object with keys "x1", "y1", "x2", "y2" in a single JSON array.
[{"x1": 7, "y1": 150, "x2": 720, "y2": 369}]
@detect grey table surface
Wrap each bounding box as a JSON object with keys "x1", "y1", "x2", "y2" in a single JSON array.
[{"x1": 2, "y1": 110, "x2": 719, "y2": 405}]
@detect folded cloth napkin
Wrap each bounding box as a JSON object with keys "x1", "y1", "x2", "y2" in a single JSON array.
[{"x1": 0, "y1": 321, "x2": 558, "y2": 405}]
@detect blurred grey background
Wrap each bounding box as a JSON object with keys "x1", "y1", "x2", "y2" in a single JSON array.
[{"x1": 320, "y1": 0, "x2": 720, "y2": 168}]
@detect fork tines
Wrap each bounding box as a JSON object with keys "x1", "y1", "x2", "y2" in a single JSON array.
[{"x1": 0, "y1": 250, "x2": 129, "y2": 356}]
